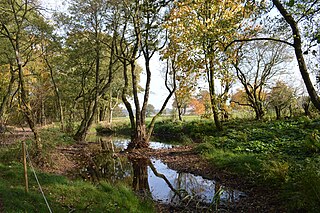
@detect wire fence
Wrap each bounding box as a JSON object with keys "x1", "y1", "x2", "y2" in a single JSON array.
[{"x1": 24, "y1": 142, "x2": 53, "y2": 213}]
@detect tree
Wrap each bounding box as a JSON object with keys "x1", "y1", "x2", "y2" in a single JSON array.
[
  {"x1": 189, "y1": 90, "x2": 211, "y2": 116},
  {"x1": 0, "y1": 0, "x2": 50, "y2": 152},
  {"x1": 164, "y1": 0, "x2": 253, "y2": 130},
  {"x1": 39, "y1": 32, "x2": 65, "y2": 130},
  {"x1": 58, "y1": 0, "x2": 119, "y2": 141},
  {"x1": 268, "y1": 81, "x2": 295, "y2": 119},
  {"x1": 146, "y1": 104, "x2": 155, "y2": 117},
  {"x1": 173, "y1": 84, "x2": 195, "y2": 121},
  {"x1": 115, "y1": 0, "x2": 176, "y2": 149},
  {"x1": 189, "y1": 98, "x2": 205, "y2": 115},
  {"x1": 273, "y1": 0, "x2": 320, "y2": 112},
  {"x1": 0, "y1": 38, "x2": 16, "y2": 125},
  {"x1": 227, "y1": 0, "x2": 320, "y2": 112},
  {"x1": 232, "y1": 41, "x2": 291, "y2": 120},
  {"x1": 230, "y1": 89, "x2": 250, "y2": 109}
]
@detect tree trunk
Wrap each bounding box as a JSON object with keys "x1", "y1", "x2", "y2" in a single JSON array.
[
  {"x1": 130, "y1": 157, "x2": 150, "y2": 193},
  {"x1": 302, "y1": 102, "x2": 310, "y2": 116},
  {"x1": 208, "y1": 75, "x2": 222, "y2": 130},
  {"x1": 40, "y1": 97, "x2": 46, "y2": 126},
  {"x1": 275, "y1": 106, "x2": 281, "y2": 120},
  {"x1": 273, "y1": 0, "x2": 320, "y2": 112},
  {"x1": 177, "y1": 105, "x2": 183, "y2": 121},
  {"x1": 45, "y1": 57, "x2": 65, "y2": 131},
  {"x1": 254, "y1": 105, "x2": 264, "y2": 120},
  {"x1": 17, "y1": 53, "x2": 42, "y2": 153},
  {"x1": 99, "y1": 106, "x2": 106, "y2": 122}
]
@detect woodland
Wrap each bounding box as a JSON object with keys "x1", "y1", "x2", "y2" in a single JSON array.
[{"x1": 0, "y1": 0, "x2": 320, "y2": 212}]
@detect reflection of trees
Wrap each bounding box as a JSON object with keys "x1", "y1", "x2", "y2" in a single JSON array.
[
  {"x1": 80, "y1": 137, "x2": 131, "y2": 183},
  {"x1": 130, "y1": 157, "x2": 150, "y2": 194},
  {"x1": 130, "y1": 157, "x2": 182, "y2": 199}
]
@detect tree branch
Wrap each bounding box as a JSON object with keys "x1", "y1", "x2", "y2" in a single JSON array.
[{"x1": 224, "y1": 38, "x2": 294, "y2": 51}]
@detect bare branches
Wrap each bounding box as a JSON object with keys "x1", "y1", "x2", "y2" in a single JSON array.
[{"x1": 225, "y1": 37, "x2": 294, "y2": 51}]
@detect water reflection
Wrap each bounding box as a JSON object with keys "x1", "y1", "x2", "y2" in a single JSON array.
[
  {"x1": 80, "y1": 136, "x2": 244, "y2": 209},
  {"x1": 147, "y1": 159, "x2": 244, "y2": 206}
]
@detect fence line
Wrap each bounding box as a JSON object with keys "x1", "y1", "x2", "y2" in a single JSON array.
[{"x1": 25, "y1": 145, "x2": 53, "y2": 213}]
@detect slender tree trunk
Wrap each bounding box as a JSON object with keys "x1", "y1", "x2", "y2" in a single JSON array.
[
  {"x1": 177, "y1": 104, "x2": 183, "y2": 121},
  {"x1": 45, "y1": 57, "x2": 65, "y2": 130},
  {"x1": 208, "y1": 67, "x2": 222, "y2": 130},
  {"x1": 146, "y1": 61, "x2": 177, "y2": 142},
  {"x1": 17, "y1": 51, "x2": 42, "y2": 152},
  {"x1": 275, "y1": 106, "x2": 281, "y2": 120},
  {"x1": 40, "y1": 97, "x2": 46, "y2": 126},
  {"x1": 121, "y1": 62, "x2": 135, "y2": 136}
]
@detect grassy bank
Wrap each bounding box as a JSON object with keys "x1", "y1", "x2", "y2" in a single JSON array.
[
  {"x1": 151, "y1": 117, "x2": 320, "y2": 212},
  {"x1": 0, "y1": 127, "x2": 155, "y2": 212},
  {"x1": 100, "y1": 116, "x2": 320, "y2": 212}
]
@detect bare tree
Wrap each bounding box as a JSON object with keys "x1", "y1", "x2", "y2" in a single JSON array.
[{"x1": 232, "y1": 41, "x2": 291, "y2": 120}]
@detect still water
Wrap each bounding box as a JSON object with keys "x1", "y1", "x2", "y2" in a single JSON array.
[{"x1": 80, "y1": 136, "x2": 244, "y2": 209}]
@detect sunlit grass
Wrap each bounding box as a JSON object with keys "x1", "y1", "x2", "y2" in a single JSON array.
[{"x1": 0, "y1": 163, "x2": 155, "y2": 212}]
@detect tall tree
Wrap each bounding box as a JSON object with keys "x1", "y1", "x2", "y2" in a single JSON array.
[
  {"x1": 59, "y1": 0, "x2": 118, "y2": 141},
  {"x1": 0, "y1": 38, "x2": 16, "y2": 125},
  {"x1": 0, "y1": 0, "x2": 49, "y2": 152},
  {"x1": 116, "y1": 0, "x2": 176, "y2": 148},
  {"x1": 227, "y1": 0, "x2": 320, "y2": 112},
  {"x1": 39, "y1": 32, "x2": 65, "y2": 130}
]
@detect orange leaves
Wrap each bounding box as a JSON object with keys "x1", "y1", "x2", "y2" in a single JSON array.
[{"x1": 189, "y1": 98, "x2": 205, "y2": 115}]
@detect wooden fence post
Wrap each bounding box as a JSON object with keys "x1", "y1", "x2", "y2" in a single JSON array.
[{"x1": 22, "y1": 141, "x2": 28, "y2": 193}]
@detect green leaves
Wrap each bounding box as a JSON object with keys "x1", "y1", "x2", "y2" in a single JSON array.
[{"x1": 287, "y1": 0, "x2": 295, "y2": 7}]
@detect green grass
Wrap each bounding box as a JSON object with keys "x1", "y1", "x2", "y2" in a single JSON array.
[{"x1": 0, "y1": 162, "x2": 154, "y2": 213}]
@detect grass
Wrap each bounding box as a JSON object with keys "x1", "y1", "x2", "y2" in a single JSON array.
[
  {"x1": 0, "y1": 126, "x2": 155, "y2": 213},
  {"x1": 0, "y1": 163, "x2": 154, "y2": 212}
]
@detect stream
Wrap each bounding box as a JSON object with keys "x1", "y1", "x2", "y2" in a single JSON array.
[{"x1": 80, "y1": 136, "x2": 245, "y2": 210}]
